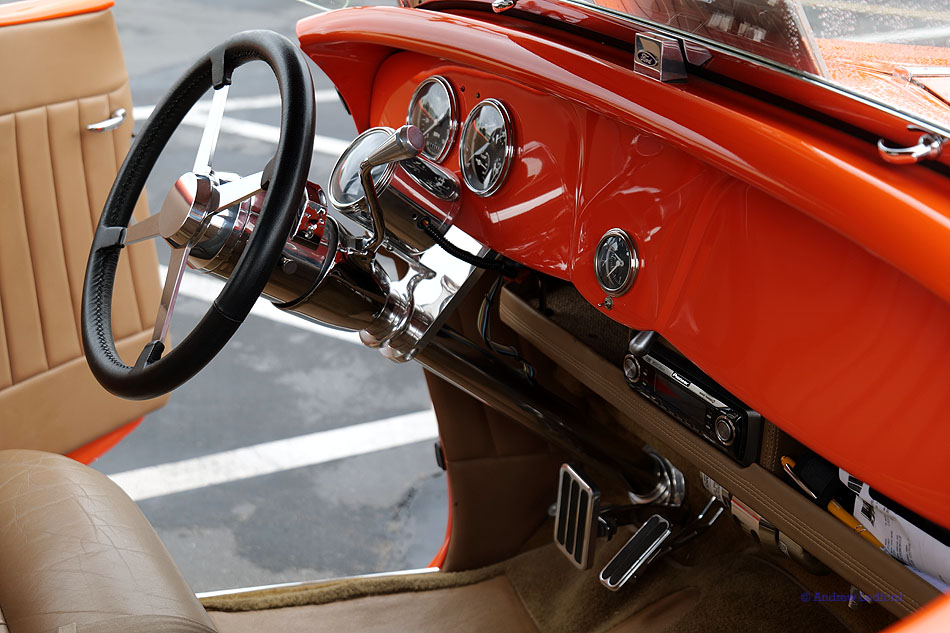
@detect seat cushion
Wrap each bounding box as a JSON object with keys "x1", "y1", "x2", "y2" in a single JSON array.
[{"x1": 0, "y1": 450, "x2": 215, "y2": 633}]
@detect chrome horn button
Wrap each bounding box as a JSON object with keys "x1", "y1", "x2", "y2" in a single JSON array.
[{"x1": 159, "y1": 172, "x2": 218, "y2": 248}]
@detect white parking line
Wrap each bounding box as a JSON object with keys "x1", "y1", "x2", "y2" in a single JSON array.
[
  {"x1": 108, "y1": 409, "x2": 439, "y2": 501},
  {"x1": 163, "y1": 265, "x2": 363, "y2": 345},
  {"x1": 132, "y1": 88, "x2": 351, "y2": 157}
]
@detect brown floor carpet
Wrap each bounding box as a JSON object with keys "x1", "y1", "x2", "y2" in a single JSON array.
[{"x1": 204, "y1": 517, "x2": 887, "y2": 633}]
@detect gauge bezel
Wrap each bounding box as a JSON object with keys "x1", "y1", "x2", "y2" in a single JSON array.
[
  {"x1": 406, "y1": 76, "x2": 459, "y2": 163},
  {"x1": 459, "y1": 98, "x2": 515, "y2": 198},
  {"x1": 327, "y1": 126, "x2": 397, "y2": 210},
  {"x1": 594, "y1": 228, "x2": 639, "y2": 297}
]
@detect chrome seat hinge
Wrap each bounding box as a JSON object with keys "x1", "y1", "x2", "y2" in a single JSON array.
[{"x1": 877, "y1": 125, "x2": 946, "y2": 165}]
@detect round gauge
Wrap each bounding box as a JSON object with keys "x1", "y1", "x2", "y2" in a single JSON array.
[
  {"x1": 459, "y1": 99, "x2": 514, "y2": 197},
  {"x1": 407, "y1": 76, "x2": 458, "y2": 163},
  {"x1": 328, "y1": 127, "x2": 396, "y2": 209},
  {"x1": 594, "y1": 229, "x2": 639, "y2": 296}
]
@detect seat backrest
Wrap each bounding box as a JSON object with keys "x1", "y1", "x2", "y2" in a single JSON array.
[{"x1": 0, "y1": 1, "x2": 168, "y2": 454}]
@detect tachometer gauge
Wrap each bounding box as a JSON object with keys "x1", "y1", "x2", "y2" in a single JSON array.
[
  {"x1": 328, "y1": 127, "x2": 396, "y2": 209},
  {"x1": 459, "y1": 99, "x2": 514, "y2": 197},
  {"x1": 407, "y1": 76, "x2": 458, "y2": 163}
]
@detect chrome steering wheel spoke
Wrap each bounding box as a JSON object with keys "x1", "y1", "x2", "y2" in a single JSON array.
[
  {"x1": 124, "y1": 211, "x2": 162, "y2": 244},
  {"x1": 152, "y1": 243, "x2": 192, "y2": 344},
  {"x1": 215, "y1": 171, "x2": 264, "y2": 211},
  {"x1": 193, "y1": 84, "x2": 230, "y2": 176}
]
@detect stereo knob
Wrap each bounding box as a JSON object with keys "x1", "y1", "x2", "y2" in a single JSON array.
[
  {"x1": 623, "y1": 355, "x2": 641, "y2": 384},
  {"x1": 714, "y1": 416, "x2": 736, "y2": 447}
]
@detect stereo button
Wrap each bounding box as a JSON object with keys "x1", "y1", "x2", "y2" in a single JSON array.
[{"x1": 714, "y1": 416, "x2": 736, "y2": 447}]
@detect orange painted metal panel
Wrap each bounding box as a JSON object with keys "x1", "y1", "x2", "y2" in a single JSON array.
[
  {"x1": 0, "y1": 0, "x2": 113, "y2": 27},
  {"x1": 298, "y1": 7, "x2": 950, "y2": 529},
  {"x1": 66, "y1": 416, "x2": 142, "y2": 465},
  {"x1": 884, "y1": 593, "x2": 950, "y2": 633}
]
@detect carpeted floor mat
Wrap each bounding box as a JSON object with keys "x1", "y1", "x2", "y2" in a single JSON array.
[{"x1": 203, "y1": 517, "x2": 878, "y2": 633}]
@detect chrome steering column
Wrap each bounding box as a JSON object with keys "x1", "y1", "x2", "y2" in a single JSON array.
[{"x1": 185, "y1": 124, "x2": 486, "y2": 362}]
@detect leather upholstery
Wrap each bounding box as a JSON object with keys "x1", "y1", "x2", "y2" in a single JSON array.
[
  {"x1": 0, "y1": 9, "x2": 168, "y2": 452},
  {"x1": 0, "y1": 450, "x2": 216, "y2": 633}
]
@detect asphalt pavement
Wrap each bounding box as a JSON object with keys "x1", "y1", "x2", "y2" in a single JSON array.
[{"x1": 92, "y1": 0, "x2": 447, "y2": 594}]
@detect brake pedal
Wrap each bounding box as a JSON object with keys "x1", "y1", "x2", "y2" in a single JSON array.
[
  {"x1": 599, "y1": 514, "x2": 671, "y2": 591},
  {"x1": 554, "y1": 463, "x2": 600, "y2": 569}
]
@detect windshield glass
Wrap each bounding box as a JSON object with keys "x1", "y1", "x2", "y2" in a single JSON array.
[{"x1": 578, "y1": 0, "x2": 950, "y2": 131}]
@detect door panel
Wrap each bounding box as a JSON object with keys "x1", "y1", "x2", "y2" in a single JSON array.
[{"x1": 0, "y1": 3, "x2": 168, "y2": 453}]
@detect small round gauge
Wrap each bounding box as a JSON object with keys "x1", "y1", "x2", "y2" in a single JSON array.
[
  {"x1": 459, "y1": 99, "x2": 514, "y2": 197},
  {"x1": 594, "y1": 229, "x2": 639, "y2": 296},
  {"x1": 407, "y1": 76, "x2": 458, "y2": 163},
  {"x1": 328, "y1": 127, "x2": 396, "y2": 209}
]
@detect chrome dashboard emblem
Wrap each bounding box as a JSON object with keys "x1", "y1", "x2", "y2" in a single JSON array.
[
  {"x1": 594, "y1": 228, "x2": 639, "y2": 297},
  {"x1": 636, "y1": 50, "x2": 658, "y2": 67},
  {"x1": 634, "y1": 33, "x2": 687, "y2": 83}
]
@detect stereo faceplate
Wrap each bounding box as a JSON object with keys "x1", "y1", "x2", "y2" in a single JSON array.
[{"x1": 623, "y1": 334, "x2": 762, "y2": 465}]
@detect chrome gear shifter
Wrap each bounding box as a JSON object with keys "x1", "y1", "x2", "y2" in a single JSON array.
[{"x1": 359, "y1": 125, "x2": 425, "y2": 253}]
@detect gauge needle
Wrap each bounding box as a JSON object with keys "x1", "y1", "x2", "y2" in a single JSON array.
[
  {"x1": 607, "y1": 257, "x2": 623, "y2": 277},
  {"x1": 473, "y1": 122, "x2": 491, "y2": 144},
  {"x1": 417, "y1": 100, "x2": 436, "y2": 122}
]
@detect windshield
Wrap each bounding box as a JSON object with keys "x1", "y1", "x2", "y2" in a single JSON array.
[{"x1": 579, "y1": 0, "x2": 950, "y2": 131}]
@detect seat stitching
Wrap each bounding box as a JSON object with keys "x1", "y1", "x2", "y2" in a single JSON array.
[
  {"x1": 44, "y1": 103, "x2": 83, "y2": 347},
  {"x1": 13, "y1": 110, "x2": 50, "y2": 371}
]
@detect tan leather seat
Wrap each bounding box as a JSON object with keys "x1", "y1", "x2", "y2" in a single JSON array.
[
  {"x1": 0, "y1": 2, "x2": 168, "y2": 453},
  {"x1": 0, "y1": 449, "x2": 215, "y2": 633}
]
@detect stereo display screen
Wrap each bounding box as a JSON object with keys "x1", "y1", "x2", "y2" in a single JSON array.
[{"x1": 653, "y1": 373, "x2": 706, "y2": 424}]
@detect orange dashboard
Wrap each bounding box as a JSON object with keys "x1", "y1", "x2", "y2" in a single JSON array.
[{"x1": 299, "y1": 8, "x2": 950, "y2": 527}]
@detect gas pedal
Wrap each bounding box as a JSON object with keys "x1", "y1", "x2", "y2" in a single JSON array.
[
  {"x1": 554, "y1": 463, "x2": 600, "y2": 569},
  {"x1": 599, "y1": 514, "x2": 671, "y2": 591}
]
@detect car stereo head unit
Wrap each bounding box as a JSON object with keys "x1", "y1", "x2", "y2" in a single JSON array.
[{"x1": 623, "y1": 331, "x2": 762, "y2": 465}]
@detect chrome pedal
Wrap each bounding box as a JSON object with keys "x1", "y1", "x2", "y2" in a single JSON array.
[
  {"x1": 554, "y1": 463, "x2": 600, "y2": 569},
  {"x1": 599, "y1": 514, "x2": 671, "y2": 591}
]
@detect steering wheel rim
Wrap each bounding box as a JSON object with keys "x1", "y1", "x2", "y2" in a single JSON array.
[{"x1": 82, "y1": 30, "x2": 315, "y2": 400}]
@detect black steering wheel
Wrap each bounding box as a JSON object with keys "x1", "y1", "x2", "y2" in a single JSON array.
[{"x1": 82, "y1": 30, "x2": 315, "y2": 400}]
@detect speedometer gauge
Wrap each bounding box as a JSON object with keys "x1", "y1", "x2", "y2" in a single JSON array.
[
  {"x1": 407, "y1": 76, "x2": 458, "y2": 163},
  {"x1": 459, "y1": 99, "x2": 514, "y2": 197}
]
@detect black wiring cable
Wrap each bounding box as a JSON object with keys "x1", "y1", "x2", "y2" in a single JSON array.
[
  {"x1": 416, "y1": 217, "x2": 512, "y2": 273},
  {"x1": 478, "y1": 274, "x2": 536, "y2": 380}
]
